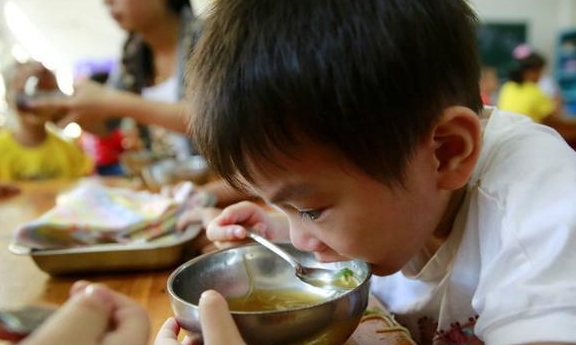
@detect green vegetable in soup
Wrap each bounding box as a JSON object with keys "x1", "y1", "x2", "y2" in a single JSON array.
[{"x1": 332, "y1": 268, "x2": 359, "y2": 289}]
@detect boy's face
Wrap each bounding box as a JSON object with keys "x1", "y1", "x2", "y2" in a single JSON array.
[{"x1": 246, "y1": 139, "x2": 453, "y2": 276}]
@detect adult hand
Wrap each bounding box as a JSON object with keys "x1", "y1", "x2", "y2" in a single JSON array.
[
  {"x1": 154, "y1": 290, "x2": 246, "y2": 345},
  {"x1": 206, "y1": 201, "x2": 288, "y2": 249},
  {"x1": 20, "y1": 281, "x2": 150, "y2": 345},
  {"x1": 60, "y1": 80, "x2": 116, "y2": 131},
  {"x1": 29, "y1": 79, "x2": 114, "y2": 134}
]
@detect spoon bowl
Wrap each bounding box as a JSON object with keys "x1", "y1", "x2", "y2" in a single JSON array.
[{"x1": 246, "y1": 231, "x2": 358, "y2": 290}]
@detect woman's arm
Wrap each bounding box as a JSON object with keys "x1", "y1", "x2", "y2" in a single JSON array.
[{"x1": 31, "y1": 80, "x2": 191, "y2": 134}]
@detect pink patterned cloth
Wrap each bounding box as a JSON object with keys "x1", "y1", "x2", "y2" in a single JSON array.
[{"x1": 13, "y1": 179, "x2": 186, "y2": 249}]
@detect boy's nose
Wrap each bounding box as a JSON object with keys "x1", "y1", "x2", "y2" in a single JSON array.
[{"x1": 289, "y1": 225, "x2": 326, "y2": 254}]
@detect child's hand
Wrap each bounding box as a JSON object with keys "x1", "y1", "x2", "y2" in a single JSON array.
[
  {"x1": 198, "y1": 291, "x2": 246, "y2": 345},
  {"x1": 21, "y1": 281, "x2": 149, "y2": 345},
  {"x1": 153, "y1": 318, "x2": 197, "y2": 345},
  {"x1": 154, "y1": 291, "x2": 246, "y2": 345},
  {"x1": 206, "y1": 201, "x2": 287, "y2": 249}
]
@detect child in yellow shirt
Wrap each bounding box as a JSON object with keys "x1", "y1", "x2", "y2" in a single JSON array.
[
  {"x1": 0, "y1": 61, "x2": 93, "y2": 181},
  {"x1": 497, "y1": 44, "x2": 558, "y2": 123}
]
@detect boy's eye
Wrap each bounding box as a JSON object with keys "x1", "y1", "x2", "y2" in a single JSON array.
[{"x1": 298, "y1": 209, "x2": 322, "y2": 221}]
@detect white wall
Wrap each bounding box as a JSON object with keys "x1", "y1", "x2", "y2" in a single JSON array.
[{"x1": 471, "y1": 0, "x2": 576, "y2": 68}]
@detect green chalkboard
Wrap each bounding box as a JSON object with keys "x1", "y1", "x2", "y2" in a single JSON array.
[{"x1": 477, "y1": 22, "x2": 528, "y2": 80}]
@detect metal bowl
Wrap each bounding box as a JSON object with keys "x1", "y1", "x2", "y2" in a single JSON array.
[{"x1": 167, "y1": 243, "x2": 371, "y2": 345}]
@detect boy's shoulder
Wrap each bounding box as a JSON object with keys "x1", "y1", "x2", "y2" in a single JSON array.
[
  {"x1": 470, "y1": 108, "x2": 572, "y2": 186},
  {"x1": 482, "y1": 107, "x2": 558, "y2": 142}
]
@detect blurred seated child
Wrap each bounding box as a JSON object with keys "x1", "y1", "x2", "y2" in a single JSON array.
[
  {"x1": 78, "y1": 71, "x2": 127, "y2": 176},
  {"x1": 479, "y1": 65, "x2": 499, "y2": 105},
  {"x1": 0, "y1": 61, "x2": 93, "y2": 181},
  {"x1": 497, "y1": 44, "x2": 560, "y2": 123},
  {"x1": 498, "y1": 44, "x2": 576, "y2": 148},
  {"x1": 80, "y1": 129, "x2": 126, "y2": 176}
]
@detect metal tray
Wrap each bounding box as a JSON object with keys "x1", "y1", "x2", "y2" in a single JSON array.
[{"x1": 9, "y1": 225, "x2": 202, "y2": 276}]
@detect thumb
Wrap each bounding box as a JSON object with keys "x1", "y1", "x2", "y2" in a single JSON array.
[
  {"x1": 199, "y1": 290, "x2": 246, "y2": 345},
  {"x1": 24, "y1": 285, "x2": 113, "y2": 345},
  {"x1": 56, "y1": 111, "x2": 80, "y2": 128}
]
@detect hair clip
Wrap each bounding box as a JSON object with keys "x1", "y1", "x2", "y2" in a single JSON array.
[{"x1": 512, "y1": 43, "x2": 532, "y2": 60}]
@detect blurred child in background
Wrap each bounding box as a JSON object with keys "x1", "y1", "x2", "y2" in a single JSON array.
[
  {"x1": 0, "y1": 61, "x2": 93, "y2": 181},
  {"x1": 497, "y1": 44, "x2": 560, "y2": 123},
  {"x1": 78, "y1": 71, "x2": 128, "y2": 176},
  {"x1": 479, "y1": 65, "x2": 499, "y2": 105},
  {"x1": 498, "y1": 43, "x2": 576, "y2": 148}
]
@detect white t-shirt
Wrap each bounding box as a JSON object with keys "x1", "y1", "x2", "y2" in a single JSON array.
[
  {"x1": 142, "y1": 75, "x2": 192, "y2": 160},
  {"x1": 371, "y1": 108, "x2": 576, "y2": 345}
]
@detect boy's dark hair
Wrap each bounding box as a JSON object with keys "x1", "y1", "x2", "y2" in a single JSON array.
[{"x1": 188, "y1": 0, "x2": 483, "y2": 189}]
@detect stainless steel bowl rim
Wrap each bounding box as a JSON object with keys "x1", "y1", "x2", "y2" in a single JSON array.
[{"x1": 167, "y1": 243, "x2": 372, "y2": 315}]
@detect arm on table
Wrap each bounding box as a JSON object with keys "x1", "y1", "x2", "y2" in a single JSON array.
[{"x1": 31, "y1": 79, "x2": 190, "y2": 134}]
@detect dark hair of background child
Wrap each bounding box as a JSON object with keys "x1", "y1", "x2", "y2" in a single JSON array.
[{"x1": 508, "y1": 53, "x2": 546, "y2": 84}]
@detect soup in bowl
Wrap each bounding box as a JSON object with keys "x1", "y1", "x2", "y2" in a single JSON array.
[{"x1": 167, "y1": 242, "x2": 371, "y2": 345}]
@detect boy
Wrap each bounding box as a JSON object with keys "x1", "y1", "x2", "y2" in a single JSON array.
[
  {"x1": 185, "y1": 0, "x2": 576, "y2": 344},
  {"x1": 0, "y1": 61, "x2": 93, "y2": 181},
  {"x1": 14, "y1": 0, "x2": 576, "y2": 345}
]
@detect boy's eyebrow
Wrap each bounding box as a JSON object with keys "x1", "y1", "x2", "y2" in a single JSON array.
[{"x1": 268, "y1": 183, "x2": 314, "y2": 204}]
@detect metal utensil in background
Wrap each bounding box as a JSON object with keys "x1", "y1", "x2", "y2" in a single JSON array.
[{"x1": 0, "y1": 305, "x2": 55, "y2": 342}]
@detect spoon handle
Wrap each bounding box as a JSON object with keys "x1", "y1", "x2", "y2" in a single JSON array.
[{"x1": 246, "y1": 230, "x2": 301, "y2": 270}]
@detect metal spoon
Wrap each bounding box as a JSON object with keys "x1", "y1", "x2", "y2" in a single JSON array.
[
  {"x1": 246, "y1": 230, "x2": 355, "y2": 290},
  {"x1": 0, "y1": 306, "x2": 55, "y2": 341}
]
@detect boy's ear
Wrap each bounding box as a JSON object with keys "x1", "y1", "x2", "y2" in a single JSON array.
[{"x1": 431, "y1": 106, "x2": 481, "y2": 190}]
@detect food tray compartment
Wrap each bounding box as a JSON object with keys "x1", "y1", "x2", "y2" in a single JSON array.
[{"x1": 9, "y1": 225, "x2": 202, "y2": 276}]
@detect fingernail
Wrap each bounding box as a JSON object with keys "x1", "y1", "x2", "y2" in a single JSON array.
[
  {"x1": 200, "y1": 290, "x2": 219, "y2": 302},
  {"x1": 200, "y1": 290, "x2": 209, "y2": 300},
  {"x1": 70, "y1": 280, "x2": 91, "y2": 296},
  {"x1": 82, "y1": 284, "x2": 114, "y2": 309},
  {"x1": 232, "y1": 227, "x2": 244, "y2": 238}
]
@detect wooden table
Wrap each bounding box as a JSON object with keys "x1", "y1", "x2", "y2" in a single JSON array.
[
  {"x1": 0, "y1": 177, "x2": 412, "y2": 345},
  {"x1": 0, "y1": 177, "x2": 178, "y2": 344}
]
